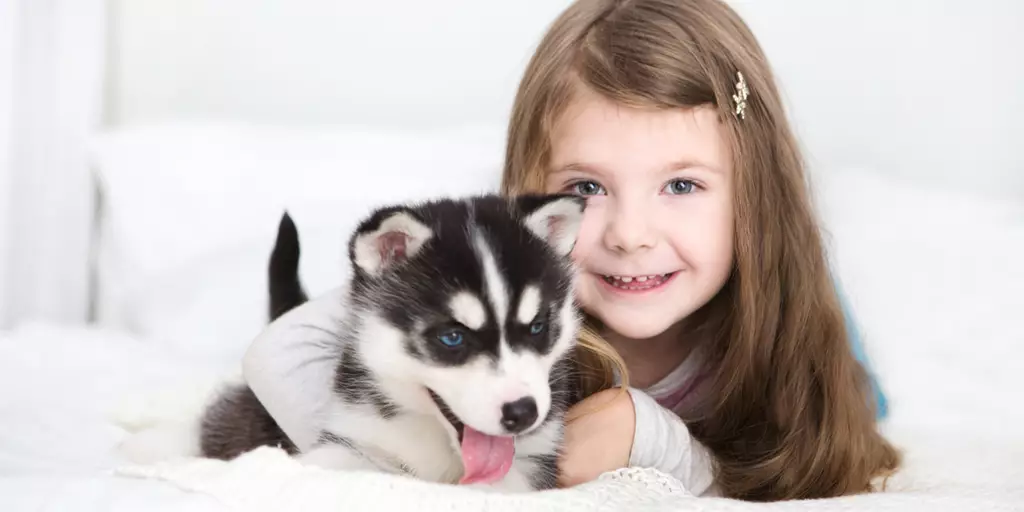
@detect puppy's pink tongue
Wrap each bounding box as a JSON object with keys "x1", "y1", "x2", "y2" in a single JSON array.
[{"x1": 458, "y1": 425, "x2": 515, "y2": 485}]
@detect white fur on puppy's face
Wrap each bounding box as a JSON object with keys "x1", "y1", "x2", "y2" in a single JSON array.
[
  {"x1": 419, "y1": 283, "x2": 577, "y2": 437},
  {"x1": 354, "y1": 195, "x2": 584, "y2": 441},
  {"x1": 359, "y1": 264, "x2": 578, "y2": 439},
  {"x1": 424, "y1": 235, "x2": 577, "y2": 437},
  {"x1": 449, "y1": 292, "x2": 487, "y2": 331}
]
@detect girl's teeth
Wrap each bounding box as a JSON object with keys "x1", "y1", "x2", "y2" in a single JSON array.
[{"x1": 601, "y1": 273, "x2": 674, "y2": 290}]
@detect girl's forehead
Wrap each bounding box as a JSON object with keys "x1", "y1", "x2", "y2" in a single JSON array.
[{"x1": 548, "y1": 93, "x2": 730, "y2": 179}]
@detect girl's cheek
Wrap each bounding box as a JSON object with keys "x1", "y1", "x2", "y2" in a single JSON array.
[
  {"x1": 570, "y1": 246, "x2": 585, "y2": 265},
  {"x1": 675, "y1": 203, "x2": 735, "y2": 265},
  {"x1": 569, "y1": 228, "x2": 594, "y2": 265},
  {"x1": 570, "y1": 206, "x2": 605, "y2": 263}
]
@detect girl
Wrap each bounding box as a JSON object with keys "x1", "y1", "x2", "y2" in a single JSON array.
[
  {"x1": 243, "y1": 0, "x2": 899, "y2": 502},
  {"x1": 500, "y1": 0, "x2": 899, "y2": 501}
]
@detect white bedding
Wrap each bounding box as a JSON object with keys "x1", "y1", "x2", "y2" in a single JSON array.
[
  {"x1": 0, "y1": 322, "x2": 1021, "y2": 511},
  {"x1": 3, "y1": 125, "x2": 1021, "y2": 510}
]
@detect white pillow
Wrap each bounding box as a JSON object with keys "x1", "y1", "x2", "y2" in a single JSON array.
[{"x1": 88, "y1": 121, "x2": 507, "y2": 362}]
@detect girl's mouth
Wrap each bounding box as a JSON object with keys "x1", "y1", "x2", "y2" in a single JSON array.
[{"x1": 599, "y1": 272, "x2": 678, "y2": 292}]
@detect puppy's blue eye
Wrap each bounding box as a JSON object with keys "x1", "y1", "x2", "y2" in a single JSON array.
[
  {"x1": 529, "y1": 321, "x2": 545, "y2": 335},
  {"x1": 437, "y1": 331, "x2": 464, "y2": 347}
]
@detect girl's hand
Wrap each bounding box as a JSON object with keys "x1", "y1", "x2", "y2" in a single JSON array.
[{"x1": 557, "y1": 387, "x2": 637, "y2": 487}]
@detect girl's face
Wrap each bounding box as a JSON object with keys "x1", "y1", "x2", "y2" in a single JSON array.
[{"x1": 546, "y1": 89, "x2": 735, "y2": 341}]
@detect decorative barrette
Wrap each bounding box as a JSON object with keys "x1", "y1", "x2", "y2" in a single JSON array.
[{"x1": 732, "y1": 71, "x2": 749, "y2": 120}]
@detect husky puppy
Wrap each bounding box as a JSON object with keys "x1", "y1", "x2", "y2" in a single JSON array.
[{"x1": 200, "y1": 194, "x2": 586, "y2": 492}]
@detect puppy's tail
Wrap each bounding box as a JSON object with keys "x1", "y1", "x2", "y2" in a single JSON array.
[{"x1": 268, "y1": 211, "x2": 308, "y2": 321}]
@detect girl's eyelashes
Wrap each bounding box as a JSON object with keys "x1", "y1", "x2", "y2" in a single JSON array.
[
  {"x1": 565, "y1": 179, "x2": 606, "y2": 196},
  {"x1": 662, "y1": 178, "x2": 700, "y2": 195},
  {"x1": 561, "y1": 177, "x2": 702, "y2": 196}
]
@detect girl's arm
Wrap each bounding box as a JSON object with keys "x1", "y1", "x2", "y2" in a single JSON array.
[
  {"x1": 242, "y1": 287, "x2": 349, "y2": 452},
  {"x1": 620, "y1": 280, "x2": 878, "y2": 494},
  {"x1": 626, "y1": 388, "x2": 718, "y2": 496},
  {"x1": 557, "y1": 386, "x2": 717, "y2": 496}
]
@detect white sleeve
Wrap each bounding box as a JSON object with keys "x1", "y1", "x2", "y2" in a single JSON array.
[
  {"x1": 626, "y1": 387, "x2": 718, "y2": 497},
  {"x1": 241, "y1": 286, "x2": 348, "y2": 452}
]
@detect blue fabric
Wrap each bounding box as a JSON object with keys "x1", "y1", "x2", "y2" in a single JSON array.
[{"x1": 835, "y1": 281, "x2": 889, "y2": 420}]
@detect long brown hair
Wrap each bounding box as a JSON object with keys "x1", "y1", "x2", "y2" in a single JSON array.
[{"x1": 501, "y1": 0, "x2": 900, "y2": 501}]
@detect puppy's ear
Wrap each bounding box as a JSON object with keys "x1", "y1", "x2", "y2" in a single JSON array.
[
  {"x1": 516, "y1": 194, "x2": 586, "y2": 257},
  {"x1": 349, "y1": 207, "x2": 433, "y2": 276}
]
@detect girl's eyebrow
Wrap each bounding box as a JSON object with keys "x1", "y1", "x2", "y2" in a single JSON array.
[
  {"x1": 663, "y1": 159, "x2": 723, "y2": 174},
  {"x1": 550, "y1": 159, "x2": 722, "y2": 176},
  {"x1": 548, "y1": 162, "x2": 607, "y2": 177}
]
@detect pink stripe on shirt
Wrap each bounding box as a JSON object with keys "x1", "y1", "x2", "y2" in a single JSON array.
[{"x1": 653, "y1": 371, "x2": 708, "y2": 413}]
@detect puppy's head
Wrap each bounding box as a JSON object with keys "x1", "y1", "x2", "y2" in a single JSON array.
[{"x1": 348, "y1": 194, "x2": 584, "y2": 440}]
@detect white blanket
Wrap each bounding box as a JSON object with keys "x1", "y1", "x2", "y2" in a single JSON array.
[
  {"x1": 1, "y1": 323, "x2": 1022, "y2": 511},
  {"x1": 110, "y1": 443, "x2": 1023, "y2": 511}
]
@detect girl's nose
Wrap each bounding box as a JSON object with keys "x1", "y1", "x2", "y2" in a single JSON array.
[{"x1": 602, "y1": 199, "x2": 656, "y2": 254}]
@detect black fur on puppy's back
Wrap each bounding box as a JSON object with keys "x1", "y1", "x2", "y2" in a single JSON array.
[
  {"x1": 200, "y1": 212, "x2": 308, "y2": 460},
  {"x1": 200, "y1": 385, "x2": 298, "y2": 459}
]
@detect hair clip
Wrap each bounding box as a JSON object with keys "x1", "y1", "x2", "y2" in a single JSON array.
[{"x1": 732, "y1": 71, "x2": 749, "y2": 120}]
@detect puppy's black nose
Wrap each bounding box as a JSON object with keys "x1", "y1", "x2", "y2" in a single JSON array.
[{"x1": 500, "y1": 397, "x2": 538, "y2": 434}]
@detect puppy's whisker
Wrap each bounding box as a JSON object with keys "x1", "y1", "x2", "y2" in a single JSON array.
[
  {"x1": 286, "y1": 354, "x2": 339, "y2": 376},
  {"x1": 294, "y1": 323, "x2": 343, "y2": 340},
  {"x1": 283, "y1": 339, "x2": 341, "y2": 356}
]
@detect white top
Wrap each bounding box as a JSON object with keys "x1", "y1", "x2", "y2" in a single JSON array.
[
  {"x1": 243, "y1": 287, "x2": 351, "y2": 452},
  {"x1": 623, "y1": 351, "x2": 718, "y2": 497},
  {"x1": 242, "y1": 286, "x2": 718, "y2": 495}
]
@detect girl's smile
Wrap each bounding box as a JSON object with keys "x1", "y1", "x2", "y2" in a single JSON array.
[{"x1": 597, "y1": 271, "x2": 679, "y2": 294}]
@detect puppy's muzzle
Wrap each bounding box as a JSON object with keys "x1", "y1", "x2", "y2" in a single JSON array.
[{"x1": 500, "y1": 397, "x2": 538, "y2": 434}]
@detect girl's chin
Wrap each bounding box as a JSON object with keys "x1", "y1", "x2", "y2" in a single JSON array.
[{"x1": 587, "y1": 309, "x2": 679, "y2": 341}]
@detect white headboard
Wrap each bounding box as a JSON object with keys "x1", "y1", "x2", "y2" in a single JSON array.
[
  {"x1": 107, "y1": 0, "x2": 1024, "y2": 198},
  {"x1": 732, "y1": 0, "x2": 1024, "y2": 198},
  {"x1": 107, "y1": 0, "x2": 576, "y2": 129},
  {"x1": 95, "y1": 0, "x2": 1022, "y2": 338}
]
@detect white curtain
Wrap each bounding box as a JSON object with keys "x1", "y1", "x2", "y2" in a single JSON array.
[
  {"x1": 0, "y1": 0, "x2": 105, "y2": 329},
  {"x1": 0, "y1": 0, "x2": 11, "y2": 328}
]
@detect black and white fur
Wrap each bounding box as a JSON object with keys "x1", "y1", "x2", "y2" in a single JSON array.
[{"x1": 200, "y1": 194, "x2": 586, "y2": 492}]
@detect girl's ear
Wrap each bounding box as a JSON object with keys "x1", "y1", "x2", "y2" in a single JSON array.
[
  {"x1": 517, "y1": 194, "x2": 586, "y2": 257},
  {"x1": 349, "y1": 207, "x2": 433, "y2": 276}
]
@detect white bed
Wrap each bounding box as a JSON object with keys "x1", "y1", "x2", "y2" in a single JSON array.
[
  {"x1": 1, "y1": 310, "x2": 1022, "y2": 511},
  {"x1": 1, "y1": 123, "x2": 1022, "y2": 510},
  {"x1": 2, "y1": 0, "x2": 1023, "y2": 510}
]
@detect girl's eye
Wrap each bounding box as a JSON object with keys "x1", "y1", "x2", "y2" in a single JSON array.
[
  {"x1": 437, "y1": 330, "x2": 464, "y2": 347},
  {"x1": 664, "y1": 179, "x2": 696, "y2": 195},
  {"x1": 569, "y1": 180, "x2": 606, "y2": 196}
]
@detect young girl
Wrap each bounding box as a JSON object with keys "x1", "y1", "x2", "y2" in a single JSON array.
[
  {"x1": 243, "y1": 0, "x2": 899, "y2": 502},
  {"x1": 499, "y1": 0, "x2": 899, "y2": 501}
]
